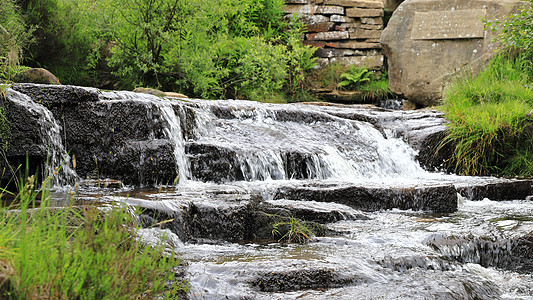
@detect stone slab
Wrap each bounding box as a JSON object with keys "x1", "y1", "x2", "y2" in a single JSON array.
[
  {"x1": 411, "y1": 9, "x2": 486, "y2": 40},
  {"x1": 307, "y1": 31, "x2": 350, "y2": 40},
  {"x1": 321, "y1": 0, "x2": 384, "y2": 8},
  {"x1": 346, "y1": 8, "x2": 384, "y2": 17},
  {"x1": 307, "y1": 22, "x2": 336, "y2": 32},
  {"x1": 326, "y1": 41, "x2": 381, "y2": 49},
  {"x1": 350, "y1": 29, "x2": 382, "y2": 39},
  {"x1": 274, "y1": 183, "x2": 459, "y2": 213},
  {"x1": 283, "y1": 4, "x2": 344, "y2": 15}
]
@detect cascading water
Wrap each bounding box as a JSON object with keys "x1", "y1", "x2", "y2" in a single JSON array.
[{"x1": 6, "y1": 90, "x2": 77, "y2": 185}]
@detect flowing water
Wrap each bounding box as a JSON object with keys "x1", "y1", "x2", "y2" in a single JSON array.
[
  {"x1": 6, "y1": 89, "x2": 77, "y2": 184},
  {"x1": 8, "y1": 87, "x2": 533, "y2": 299}
]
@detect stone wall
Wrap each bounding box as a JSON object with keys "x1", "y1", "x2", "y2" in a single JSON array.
[{"x1": 284, "y1": 0, "x2": 386, "y2": 70}]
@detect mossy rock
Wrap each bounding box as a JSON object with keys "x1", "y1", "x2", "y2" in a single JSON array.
[{"x1": 14, "y1": 68, "x2": 60, "y2": 85}]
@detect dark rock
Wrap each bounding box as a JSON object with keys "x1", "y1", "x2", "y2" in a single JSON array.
[
  {"x1": 135, "y1": 193, "x2": 339, "y2": 243},
  {"x1": 249, "y1": 268, "x2": 355, "y2": 292},
  {"x1": 12, "y1": 83, "x2": 100, "y2": 105},
  {"x1": 14, "y1": 68, "x2": 60, "y2": 85},
  {"x1": 427, "y1": 233, "x2": 533, "y2": 273},
  {"x1": 455, "y1": 179, "x2": 532, "y2": 201},
  {"x1": 275, "y1": 183, "x2": 458, "y2": 213},
  {"x1": 59, "y1": 101, "x2": 177, "y2": 185}
]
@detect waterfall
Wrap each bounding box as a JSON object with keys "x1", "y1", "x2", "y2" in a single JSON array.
[
  {"x1": 6, "y1": 89, "x2": 77, "y2": 185},
  {"x1": 184, "y1": 99, "x2": 428, "y2": 183}
]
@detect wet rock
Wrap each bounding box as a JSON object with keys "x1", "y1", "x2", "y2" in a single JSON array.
[
  {"x1": 9, "y1": 84, "x2": 179, "y2": 185},
  {"x1": 12, "y1": 83, "x2": 100, "y2": 105},
  {"x1": 14, "y1": 68, "x2": 60, "y2": 85},
  {"x1": 275, "y1": 183, "x2": 458, "y2": 213},
  {"x1": 249, "y1": 268, "x2": 355, "y2": 292},
  {"x1": 133, "y1": 194, "x2": 344, "y2": 243},
  {"x1": 0, "y1": 91, "x2": 47, "y2": 183},
  {"x1": 427, "y1": 234, "x2": 533, "y2": 273},
  {"x1": 455, "y1": 179, "x2": 532, "y2": 201}
]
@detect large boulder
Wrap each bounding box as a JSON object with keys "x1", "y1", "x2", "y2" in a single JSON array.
[{"x1": 380, "y1": 0, "x2": 525, "y2": 106}]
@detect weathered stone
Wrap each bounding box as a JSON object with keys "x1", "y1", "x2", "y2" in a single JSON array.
[
  {"x1": 164, "y1": 92, "x2": 188, "y2": 98},
  {"x1": 330, "y1": 55, "x2": 384, "y2": 69},
  {"x1": 455, "y1": 179, "x2": 532, "y2": 201},
  {"x1": 330, "y1": 14, "x2": 353, "y2": 23},
  {"x1": 303, "y1": 40, "x2": 328, "y2": 48},
  {"x1": 361, "y1": 17, "x2": 383, "y2": 25},
  {"x1": 133, "y1": 87, "x2": 166, "y2": 97},
  {"x1": 360, "y1": 24, "x2": 383, "y2": 30},
  {"x1": 14, "y1": 68, "x2": 60, "y2": 85},
  {"x1": 316, "y1": 5, "x2": 345, "y2": 14},
  {"x1": 403, "y1": 99, "x2": 417, "y2": 110},
  {"x1": 380, "y1": 0, "x2": 525, "y2": 106},
  {"x1": 306, "y1": 22, "x2": 336, "y2": 32},
  {"x1": 349, "y1": 29, "x2": 382, "y2": 39},
  {"x1": 307, "y1": 31, "x2": 350, "y2": 40},
  {"x1": 346, "y1": 8, "x2": 384, "y2": 17},
  {"x1": 299, "y1": 14, "x2": 330, "y2": 25},
  {"x1": 411, "y1": 9, "x2": 486, "y2": 40},
  {"x1": 283, "y1": 4, "x2": 344, "y2": 14},
  {"x1": 9, "y1": 84, "x2": 180, "y2": 186},
  {"x1": 315, "y1": 57, "x2": 330, "y2": 68},
  {"x1": 427, "y1": 233, "x2": 533, "y2": 273},
  {"x1": 250, "y1": 268, "x2": 354, "y2": 292},
  {"x1": 326, "y1": 41, "x2": 381, "y2": 49},
  {"x1": 315, "y1": 48, "x2": 356, "y2": 57},
  {"x1": 283, "y1": 4, "x2": 314, "y2": 14},
  {"x1": 286, "y1": 0, "x2": 310, "y2": 3},
  {"x1": 323, "y1": 0, "x2": 384, "y2": 8}
]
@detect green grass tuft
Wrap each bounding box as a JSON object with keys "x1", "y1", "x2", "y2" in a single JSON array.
[
  {"x1": 441, "y1": 53, "x2": 533, "y2": 176},
  {"x1": 0, "y1": 174, "x2": 187, "y2": 299}
]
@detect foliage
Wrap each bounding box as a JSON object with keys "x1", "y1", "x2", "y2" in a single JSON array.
[
  {"x1": 0, "y1": 0, "x2": 33, "y2": 81},
  {"x1": 485, "y1": 0, "x2": 533, "y2": 54},
  {"x1": 337, "y1": 66, "x2": 372, "y2": 89},
  {"x1": 101, "y1": 0, "x2": 316, "y2": 101},
  {"x1": 0, "y1": 172, "x2": 187, "y2": 299},
  {"x1": 306, "y1": 63, "x2": 392, "y2": 102},
  {"x1": 20, "y1": 0, "x2": 108, "y2": 85},
  {"x1": 271, "y1": 215, "x2": 314, "y2": 244},
  {"x1": 441, "y1": 53, "x2": 533, "y2": 176}
]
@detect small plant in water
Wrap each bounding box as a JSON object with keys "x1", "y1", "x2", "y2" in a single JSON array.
[{"x1": 271, "y1": 215, "x2": 314, "y2": 244}]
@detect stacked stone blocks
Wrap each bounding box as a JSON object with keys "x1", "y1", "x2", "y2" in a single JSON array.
[{"x1": 284, "y1": 0, "x2": 385, "y2": 70}]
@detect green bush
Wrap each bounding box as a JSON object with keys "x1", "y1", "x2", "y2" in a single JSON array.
[
  {"x1": 441, "y1": 53, "x2": 533, "y2": 176},
  {"x1": 102, "y1": 0, "x2": 316, "y2": 101},
  {"x1": 0, "y1": 0, "x2": 33, "y2": 81},
  {"x1": 20, "y1": 0, "x2": 110, "y2": 85}
]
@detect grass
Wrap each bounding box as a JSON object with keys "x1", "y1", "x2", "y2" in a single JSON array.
[
  {"x1": 271, "y1": 215, "x2": 314, "y2": 244},
  {"x1": 0, "y1": 172, "x2": 187, "y2": 299},
  {"x1": 441, "y1": 52, "x2": 533, "y2": 176}
]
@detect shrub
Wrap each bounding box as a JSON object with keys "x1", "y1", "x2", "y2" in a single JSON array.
[
  {"x1": 0, "y1": 0, "x2": 33, "y2": 81},
  {"x1": 103, "y1": 0, "x2": 316, "y2": 101}
]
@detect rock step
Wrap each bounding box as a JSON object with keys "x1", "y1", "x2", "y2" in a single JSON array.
[{"x1": 275, "y1": 183, "x2": 458, "y2": 213}]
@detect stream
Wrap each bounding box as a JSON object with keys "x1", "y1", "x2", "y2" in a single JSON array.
[{"x1": 7, "y1": 86, "x2": 533, "y2": 299}]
